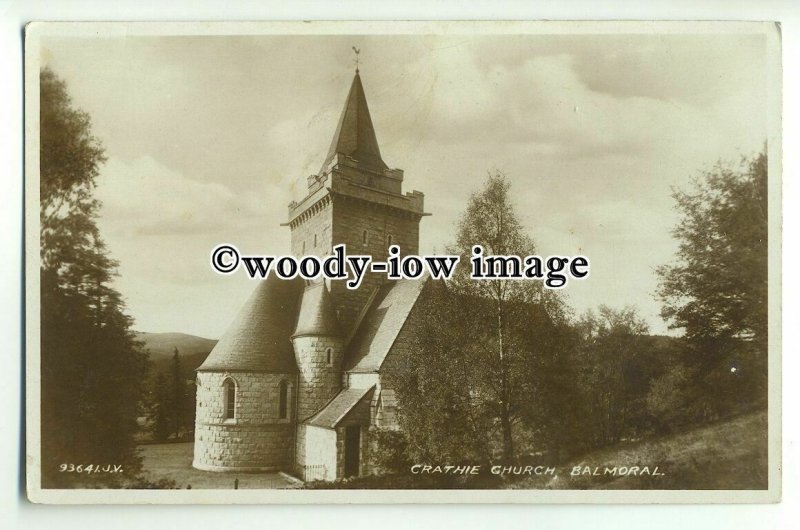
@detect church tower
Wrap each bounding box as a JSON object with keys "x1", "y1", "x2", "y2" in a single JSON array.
[
  {"x1": 194, "y1": 63, "x2": 429, "y2": 479},
  {"x1": 286, "y1": 70, "x2": 427, "y2": 335}
]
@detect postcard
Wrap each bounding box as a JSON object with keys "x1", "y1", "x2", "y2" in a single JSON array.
[{"x1": 24, "y1": 20, "x2": 781, "y2": 503}]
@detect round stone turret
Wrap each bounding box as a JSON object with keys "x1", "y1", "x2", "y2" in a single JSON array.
[{"x1": 291, "y1": 280, "x2": 343, "y2": 421}]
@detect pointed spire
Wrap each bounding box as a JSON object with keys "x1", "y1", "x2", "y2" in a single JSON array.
[{"x1": 320, "y1": 71, "x2": 388, "y2": 174}]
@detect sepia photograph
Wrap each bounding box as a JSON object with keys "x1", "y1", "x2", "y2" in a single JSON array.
[{"x1": 24, "y1": 21, "x2": 781, "y2": 503}]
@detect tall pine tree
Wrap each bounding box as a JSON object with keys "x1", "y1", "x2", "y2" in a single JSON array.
[
  {"x1": 170, "y1": 347, "x2": 185, "y2": 439},
  {"x1": 39, "y1": 67, "x2": 149, "y2": 487}
]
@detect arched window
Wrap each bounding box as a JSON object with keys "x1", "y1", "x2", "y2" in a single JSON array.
[
  {"x1": 362, "y1": 229, "x2": 368, "y2": 245},
  {"x1": 223, "y1": 379, "x2": 236, "y2": 420},
  {"x1": 326, "y1": 347, "x2": 333, "y2": 366},
  {"x1": 278, "y1": 380, "x2": 289, "y2": 419}
]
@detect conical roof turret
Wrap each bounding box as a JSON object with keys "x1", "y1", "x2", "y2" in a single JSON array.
[
  {"x1": 293, "y1": 281, "x2": 341, "y2": 338},
  {"x1": 197, "y1": 274, "x2": 304, "y2": 373}
]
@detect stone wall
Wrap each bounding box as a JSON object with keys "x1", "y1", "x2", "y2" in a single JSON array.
[
  {"x1": 193, "y1": 371, "x2": 295, "y2": 472},
  {"x1": 292, "y1": 335, "x2": 343, "y2": 422},
  {"x1": 290, "y1": 196, "x2": 332, "y2": 257},
  {"x1": 346, "y1": 372, "x2": 380, "y2": 389},
  {"x1": 330, "y1": 195, "x2": 421, "y2": 333}
]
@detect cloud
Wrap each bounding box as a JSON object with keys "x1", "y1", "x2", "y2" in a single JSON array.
[
  {"x1": 96, "y1": 155, "x2": 288, "y2": 236},
  {"x1": 44, "y1": 33, "x2": 770, "y2": 338},
  {"x1": 94, "y1": 155, "x2": 292, "y2": 336},
  {"x1": 423, "y1": 50, "x2": 718, "y2": 165}
]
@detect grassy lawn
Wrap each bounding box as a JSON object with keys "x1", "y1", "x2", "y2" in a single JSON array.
[
  {"x1": 513, "y1": 409, "x2": 768, "y2": 490},
  {"x1": 139, "y1": 442, "x2": 299, "y2": 489},
  {"x1": 307, "y1": 410, "x2": 768, "y2": 490}
]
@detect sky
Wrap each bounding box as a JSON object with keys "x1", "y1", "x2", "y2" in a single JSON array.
[{"x1": 40, "y1": 30, "x2": 770, "y2": 338}]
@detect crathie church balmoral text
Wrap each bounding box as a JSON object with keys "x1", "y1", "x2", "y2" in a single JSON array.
[{"x1": 193, "y1": 67, "x2": 430, "y2": 481}]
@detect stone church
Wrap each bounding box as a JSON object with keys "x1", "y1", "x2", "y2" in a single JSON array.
[{"x1": 193, "y1": 68, "x2": 429, "y2": 481}]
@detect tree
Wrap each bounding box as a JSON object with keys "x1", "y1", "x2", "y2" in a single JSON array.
[
  {"x1": 450, "y1": 173, "x2": 570, "y2": 460},
  {"x1": 657, "y1": 150, "x2": 768, "y2": 412},
  {"x1": 572, "y1": 305, "x2": 649, "y2": 448},
  {"x1": 396, "y1": 283, "x2": 497, "y2": 464},
  {"x1": 646, "y1": 364, "x2": 690, "y2": 434},
  {"x1": 39, "y1": 67, "x2": 149, "y2": 486},
  {"x1": 170, "y1": 347, "x2": 185, "y2": 438},
  {"x1": 152, "y1": 373, "x2": 172, "y2": 442},
  {"x1": 396, "y1": 173, "x2": 569, "y2": 463},
  {"x1": 657, "y1": 151, "x2": 767, "y2": 346}
]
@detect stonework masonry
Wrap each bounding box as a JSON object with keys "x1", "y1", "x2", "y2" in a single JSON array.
[
  {"x1": 292, "y1": 335, "x2": 344, "y2": 422},
  {"x1": 193, "y1": 371, "x2": 295, "y2": 471},
  {"x1": 290, "y1": 190, "x2": 422, "y2": 335},
  {"x1": 329, "y1": 195, "x2": 421, "y2": 332},
  {"x1": 290, "y1": 196, "x2": 333, "y2": 258}
]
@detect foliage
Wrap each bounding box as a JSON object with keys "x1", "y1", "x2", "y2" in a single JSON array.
[
  {"x1": 395, "y1": 284, "x2": 496, "y2": 464},
  {"x1": 657, "y1": 150, "x2": 768, "y2": 416},
  {"x1": 149, "y1": 348, "x2": 195, "y2": 440},
  {"x1": 39, "y1": 67, "x2": 150, "y2": 487},
  {"x1": 657, "y1": 150, "x2": 767, "y2": 348},
  {"x1": 170, "y1": 348, "x2": 185, "y2": 437},
  {"x1": 152, "y1": 373, "x2": 172, "y2": 441},
  {"x1": 646, "y1": 364, "x2": 690, "y2": 433},
  {"x1": 571, "y1": 306, "x2": 650, "y2": 449},
  {"x1": 368, "y1": 428, "x2": 412, "y2": 474},
  {"x1": 395, "y1": 173, "x2": 571, "y2": 464}
]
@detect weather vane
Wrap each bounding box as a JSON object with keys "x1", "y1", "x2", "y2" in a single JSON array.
[{"x1": 352, "y1": 46, "x2": 361, "y2": 73}]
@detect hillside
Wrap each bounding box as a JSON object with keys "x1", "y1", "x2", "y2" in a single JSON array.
[
  {"x1": 137, "y1": 332, "x2": 217, "y2": 381},
  {"x1": 513, "y1": 410, "x2": 768, "y2": 490},
  {"x1": 135, "y1": 332, "x2": 217, "y2": 360}
]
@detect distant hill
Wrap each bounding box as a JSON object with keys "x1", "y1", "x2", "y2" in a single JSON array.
[
  {"x1": 136, "y1": 332, "x2": 217, "y2": 375},
  {"x1": 136, "y1": 332, "x2": 217, "y2": 359}
]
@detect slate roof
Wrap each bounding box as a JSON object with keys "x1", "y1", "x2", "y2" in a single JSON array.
[
  {"x1": 320, "y1": 71, "x2": 388, "y2": 174},
  {"x1": 293, "y1": 281, "x2": 341, "y2": 338},
  {"x1": 197, "y1": 274, "x2": 304, "y2": 373},
  {"x1": 344, "y1": 278, "x2": 428, "y2": 372},
  {"x1": 307, "y1": 386, "x2": 376, "y2": 429}
]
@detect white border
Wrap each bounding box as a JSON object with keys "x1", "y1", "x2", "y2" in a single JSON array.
[{"x1": 3, "y1": 2, "x2": 799, "y2": 529}]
